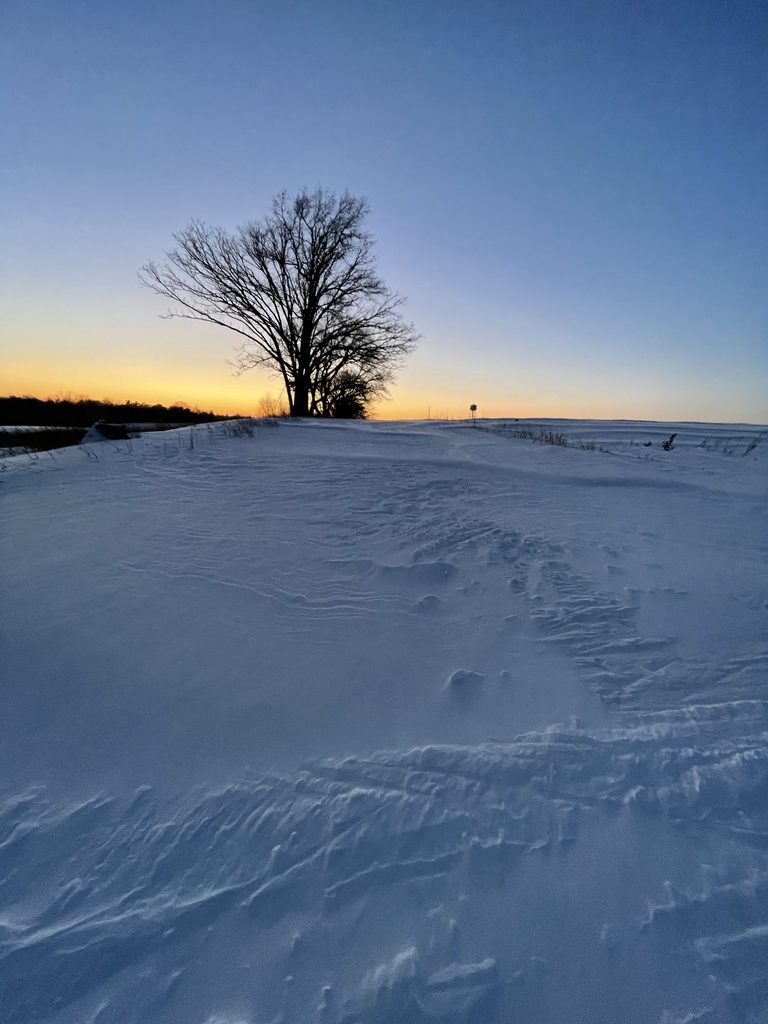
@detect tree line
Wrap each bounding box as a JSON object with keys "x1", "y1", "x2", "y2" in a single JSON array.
[{"x1": 0, "y1": 396, "x2": 227, "y2": 427}]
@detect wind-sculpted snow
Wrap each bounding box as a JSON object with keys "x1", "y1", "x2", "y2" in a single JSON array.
[
  {"x1": 2, "y1": 418, "x2": 767, "y2": 1022},
  {"x1": 3, "y1": 699, "x2": 768, "y2": 1022}
]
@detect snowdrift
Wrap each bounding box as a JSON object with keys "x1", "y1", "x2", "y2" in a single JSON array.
[{"x1": 2, "y1": 418, "x2": 766, "y2": 1023}]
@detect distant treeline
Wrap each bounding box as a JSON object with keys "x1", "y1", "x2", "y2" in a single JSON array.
[{"x1": 0, "y1": 396, "x2": 237, "y2": 427}]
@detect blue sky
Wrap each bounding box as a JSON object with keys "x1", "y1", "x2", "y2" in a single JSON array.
[{"x1": 2, "y1": 0, "x2": 766, "y2": 420}]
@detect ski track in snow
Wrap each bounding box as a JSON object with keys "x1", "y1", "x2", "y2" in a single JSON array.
[{"x1": 1, "y1": 418, "x2": 767, "y2": 1023}]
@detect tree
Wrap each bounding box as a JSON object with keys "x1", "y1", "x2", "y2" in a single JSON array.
[
  {"x1": 140, "y1": 189, "x2": 417, "y2": 417},
  {"x1": 325, "y1": 370, "x2": 373, "y2": 419}
]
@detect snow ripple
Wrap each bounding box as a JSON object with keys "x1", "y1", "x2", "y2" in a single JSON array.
[{"x1": 2, "y1": 701, "x2": 768, "y2": 1022}]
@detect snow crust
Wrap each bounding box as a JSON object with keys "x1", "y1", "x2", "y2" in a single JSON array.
[{"x1": 1, "y1": 417, "x2": 766, "y2": 1022}]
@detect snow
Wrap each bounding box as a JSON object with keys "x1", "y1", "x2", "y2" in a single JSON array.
[{"x1": 1, "y1": 417, "x2": 766, "y2": 1023}]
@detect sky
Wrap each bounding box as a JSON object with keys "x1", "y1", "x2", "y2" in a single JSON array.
[{"x1": 2, "y1": 0, "x2": 766, "y2": 422}]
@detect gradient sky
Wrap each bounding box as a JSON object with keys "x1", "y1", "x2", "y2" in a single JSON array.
[{"x1": 2, "y1": 0, "x2": 766, "y2": 421}]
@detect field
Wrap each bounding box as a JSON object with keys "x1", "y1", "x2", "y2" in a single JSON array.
[{"x1": 2, "y1": 417, "x2": 767, "y2": 1023}]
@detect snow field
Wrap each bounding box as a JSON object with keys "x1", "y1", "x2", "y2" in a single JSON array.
[{"x1": 1, "y1": 418, "x2": 766, "y2": 1022}]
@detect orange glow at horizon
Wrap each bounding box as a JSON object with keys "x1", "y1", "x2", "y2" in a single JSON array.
[
  {"x1": 3, "y1": 365, "x2": 594, "y2": 421},
  {"x1": 1, "y1": 363, "x2": 263, "y2": 417},
  {"x1": 4, "y1": 349, "x2": 764, "y2": 425},
  {"x1": 0, "y1": 369, "x2": 689, "y2": 423}
]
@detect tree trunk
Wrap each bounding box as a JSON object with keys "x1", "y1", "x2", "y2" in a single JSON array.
[
  {"x1": 291, "y1": 376, "x2": 310, "y2": 417},
  {"x1": 293, "y1": 321, "x2": 314, "y2": 417}
]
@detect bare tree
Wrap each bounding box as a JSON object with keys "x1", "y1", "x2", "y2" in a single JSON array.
[{"x1": 140, "y1": 189, "x2": 417, "y2": 417}]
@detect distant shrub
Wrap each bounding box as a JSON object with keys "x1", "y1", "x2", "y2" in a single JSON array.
[
  {"x1": 224, "y1": 419, "x2": 256, "y2": 438},
  {"x1": 222, "y1": 417, "x2": 279, "y2": 438},
  {"x1": 539, "y1": 430, "x2": 569, "y2": 447},
  {"x1": 698, "y1": 433, "x2": 764, "y2": 457},
  {"x1": 475, "y1": 423, "x2": 604, "y2": 453},
  {"x1": 492, "y1": 425, "x2": 569, "y2": 447},
  {"x1": 257, "y1": 393, "x2": 289, "y2": 418}
]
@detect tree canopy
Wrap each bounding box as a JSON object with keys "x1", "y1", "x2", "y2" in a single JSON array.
[{"x1": 140, "y1": 189, "x2": 417, "y2": 417}]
